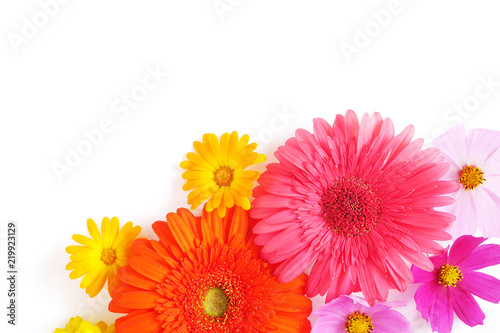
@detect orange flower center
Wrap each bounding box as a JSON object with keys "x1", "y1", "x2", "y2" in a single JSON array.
[
  {"x1": 214, "y1": 167, "x2": 234, "y2": 187},
  {"x1": 345, "y1": 312, "x2": 374, "y2": 333},
  {"x1": 203, "y1": 287, "x2": 229, "y2": 317},
  {"x1": 100, "y1": 249, "x2": 116, "y2": 265},
  {"x1": 459, "y1": 165, "x2": 485, "y2": 190},
  {"x1": 155, "y1": 243, "x2": 280, "y2": 332},
  {"x1": 439, "y1": 264, "x2": 463, "y2": 287},
  {"x1": 322, "y1": 175, "x2": 381, "y2": 237}
]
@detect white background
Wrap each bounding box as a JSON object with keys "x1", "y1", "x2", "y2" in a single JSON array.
[{"x1": 1, "y1": 1, "x2": 500, "y2": 332}]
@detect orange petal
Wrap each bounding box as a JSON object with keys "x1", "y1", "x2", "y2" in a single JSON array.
[
  {"x1": 113, "y1": 291, "x2": 160, "y2": 309},
  {"x1": 128, "y1": 256, "x2": 169, "y2": 283}
]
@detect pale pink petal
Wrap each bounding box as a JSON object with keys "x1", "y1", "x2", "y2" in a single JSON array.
[
  {"x1": 313, "y1": 296, "x2": 412, "y2": 333},
  {"x1": 370, "y1": 309, "x2": 414, "y2": 333},
  {"x1": 466, "y1": 128, "x2": 500, "y2": 165},
  {"x1": 474, "y1": 186, "x2": 500, "y2": 237},
  {"x1": 431, "y1": 124, "x2": 467, "y2": 168},
  {"x1": 445, "y1": 189, "x2": 478, "y2": 239}
]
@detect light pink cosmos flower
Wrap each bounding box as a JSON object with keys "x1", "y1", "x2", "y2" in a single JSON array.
[
  {"x1": 312, "y1": 295, "x2": 413, "y2": 333},
  {"x1": 250, "y1": 110, "x2": 459, "y2": 305},
  {"x1": 432, "y1": 124, "x2": 500, "y2": 238},
  {"x1": 411, "y1": 235, "x2": 500, "y2": 333}
]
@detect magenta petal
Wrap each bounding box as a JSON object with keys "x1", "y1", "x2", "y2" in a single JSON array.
[
  {"x1": 459, "y1": 243, "x2": 500, "y2": 271},
  {"x1": 411, "y1": 264, "x2": 436, "y2": 284},
  {"x1": 448, "y1": 235, "x2": 487, "y2": 266},
  {"x1": 414, "y1": 281, "x2": 453, "y2": 333},
  {"x1": 460, "y1": 271, "x2": 500, "y2": 303},
  {"x1": 451, "y1": 286, "x2": 485, "y2": 327}
]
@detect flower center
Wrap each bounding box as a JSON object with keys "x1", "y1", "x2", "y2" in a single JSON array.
[
  {"x1": 100, "y1": 249, "x2": 116, "y2": 265},
  {"x1": 438, "y1": 264, "x2": 463, "y2": 287},
  {"x1": 345, "y1": 312, "x2": 374, "y2": 333},
  {"x1": 321, "y1": 175, "x2": 381, "y2": 237},
  {"x1": 459, "y1": 165, "x2": 485, "y2": 190},
  {"x1": 177, "y1": 263, "x2": 250, "y2": 332},
  {"x1": 203, "y1": 287, "x2": 229, "y2": 317},
  {"x1": 214, "y1": 167, "x2": 234, "y2": 187}
]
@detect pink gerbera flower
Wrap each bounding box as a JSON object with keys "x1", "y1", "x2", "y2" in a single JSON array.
[
  {"x1": 411, "y1": 235, "x2": 500, "y2": 333},
  {"x1": 312, "y1": 295, "x2": 413, "y2": 333},
  {"x1": 250, "y1": 110, "x2": 459, "y2": 305},
  {"x1": 432, "y1": 124, "x2": 500, "y2": 238}
]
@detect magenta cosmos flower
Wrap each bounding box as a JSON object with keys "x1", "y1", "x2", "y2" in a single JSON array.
[
  {"x1": 432, "y1": 124, "x2": 500, "y2": 238},
  {"x1": 411, "y1": 235, "x2": 500, "y2": 333},
  {"x1": 250, "y1": 110, "x2": 459, "y2": 305},
  {"x1": 312, "y1": 295, "x2": 413, "y2": 333}
]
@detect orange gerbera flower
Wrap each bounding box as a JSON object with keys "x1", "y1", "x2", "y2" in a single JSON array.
[{"x1": 109, "y1": 206, "x2": 312, "y2": 332}]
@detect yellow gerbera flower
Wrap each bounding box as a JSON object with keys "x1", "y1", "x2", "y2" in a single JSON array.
[
  {"x1": 66, "y1": 217, "x2": 141, "y2": 298},
  {"x1": 53, "y1": 316, "x2": 115, "y2": 333},
  {"x1": 180, "y1": 132, "x2": 266, "y2": 217}
]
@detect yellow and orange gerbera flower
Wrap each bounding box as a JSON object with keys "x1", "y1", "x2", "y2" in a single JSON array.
[
  {"x1": 109, "y1": 206, "x2": 312, "y2": 332},
  {"x1": 54, "y1": 316, "x2": 115, "y2": 333},
  {"x1": 180, "y1": 132, "x2": 266, "y2": 217},
  {"x1": 66, "y1": 217, "x2": 141, "y2": 297}
]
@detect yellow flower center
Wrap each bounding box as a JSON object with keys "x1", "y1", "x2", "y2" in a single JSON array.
[
  {"x1": 439, "y1": 264, "x2": 463, "y2": 287},
  {"x1": 345, "y1": 312, "x2": 374, "y2": 333},
  {"x1": 100, "y1": 248, "x2": 117, "y2": 265},
  {"x1": 203, "y1": 287, "x2": 228, "y2": 317},
  {"x1": 459, "y1": 165, "x2": 485, "y2": 190},
  {"x1": 214, "y1": 167, "x2": 234, "y2": 187}
]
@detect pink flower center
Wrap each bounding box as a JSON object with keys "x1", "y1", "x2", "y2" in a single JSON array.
[
  {"x1": 321, "y1": 175, "x2": 381, "y2": 237},
  {"x1": 345, "y1": 312, "x2": 374, "y2": 333},
  {"x1": 438, "y1": 264, "x2": 463, "y2": 287},
  {"x1": 459, "y1": 165, "x2": 485, "y2": 190}
]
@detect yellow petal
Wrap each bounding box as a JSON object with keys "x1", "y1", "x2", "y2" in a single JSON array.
[
  {"x1": 185, "y1": 152, "x2": 216, "y2": 172},
  {"x1": 86, "y1": 268, "x2": 109, "y2": 298},
  {"x1": 80, "y1": 261, "x2": 106, "y2": 289},
  {"x1": 182, "y1": 170, "x2": 214, "y2": 180},
  {"x1": 223, "y1": 187, "x2": 234, "y2": 208},
  {"x1": 87, "y1": 218, "x2": 103, "y2": 247},
  {"x1": 72, "y1": 234, "x2": 101, "y2": 251},
  {"x1": 102, "y1": 217, "x2": 119, "y2": 249}
]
